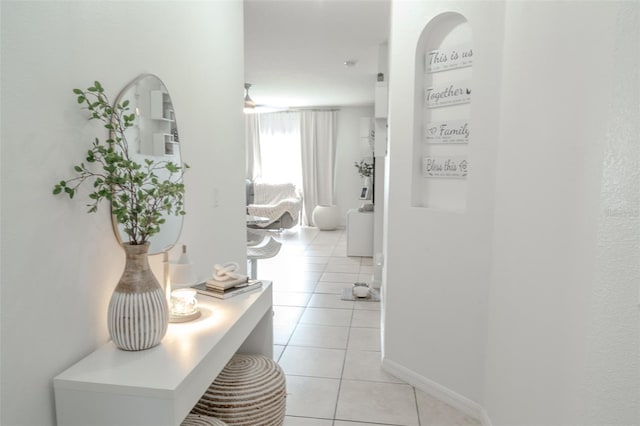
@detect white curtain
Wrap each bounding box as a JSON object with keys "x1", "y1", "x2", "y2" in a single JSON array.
[
  {"x1": 300, "y1": 110, "x2": 338, "y2": 225},
  {"x1": 245, "y1": 114, "x2": 262, "y2": 181},
  {"x1": 258, "y1": 112, "x2": 302, "y2": 187}
]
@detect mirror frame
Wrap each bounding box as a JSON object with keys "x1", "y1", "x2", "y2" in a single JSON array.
[{"x1": 110, "y1": 73, "x2": 185, "y2": 255}]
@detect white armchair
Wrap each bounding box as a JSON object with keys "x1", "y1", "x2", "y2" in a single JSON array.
[{"x1": 246, "y1": 181, "x2": 302, "y2": 230}]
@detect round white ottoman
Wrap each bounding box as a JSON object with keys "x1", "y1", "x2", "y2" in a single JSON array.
[
  {"x1": 191, "y1": 354, "x2": 286, "y2": 426},
  {"x1": 312, "y1": 205, "x2": 340, "y2": 230},
  {"x1": 182, "y1": 414, "x2": 228, "y2": 426}
]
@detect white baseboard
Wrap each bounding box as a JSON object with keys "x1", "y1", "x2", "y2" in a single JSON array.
[
  {"x1": 480, "y1": 408, "x2": 493, "y2": 426},
  {"x1": 381, "y1": 357, "x2": 493, "y2": 426}
]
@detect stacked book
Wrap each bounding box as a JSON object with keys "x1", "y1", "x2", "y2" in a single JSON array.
[{"x1": 192, "y1": 277, "x2": 262, "y2": 300}]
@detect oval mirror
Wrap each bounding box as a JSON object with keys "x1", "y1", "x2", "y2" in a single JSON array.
[{"x1": 111, "y1": 74, "x2": 184, "y2": 254}]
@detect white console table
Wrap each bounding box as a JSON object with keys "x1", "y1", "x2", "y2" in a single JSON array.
[
  {"x1": 54, "y1": 282, "x2": 273, "y2": 426},
  {"x1": 347, "y1": 209, "x2": 374, "y2": 257}
]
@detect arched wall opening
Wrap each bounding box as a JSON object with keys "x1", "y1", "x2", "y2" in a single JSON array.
[{"x1": 412, "y1": 12, "x2": 472, "y2": 211}]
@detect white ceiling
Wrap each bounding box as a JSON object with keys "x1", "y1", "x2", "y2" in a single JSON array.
[{"x1": 244, "y1": 0, "x2": 391, "y2": 109}]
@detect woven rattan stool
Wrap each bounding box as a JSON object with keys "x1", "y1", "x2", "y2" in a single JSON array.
[
  {"x1": 182, "y1": 413, "x2": 228, "y2": 426},
  {"x1": 191, "y1": 354, "x2": 286, "y2": 426}
]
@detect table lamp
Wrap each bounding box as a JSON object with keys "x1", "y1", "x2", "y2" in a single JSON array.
[{"x1": 169, "y1": 245, "x2": 201, "y2": 322}]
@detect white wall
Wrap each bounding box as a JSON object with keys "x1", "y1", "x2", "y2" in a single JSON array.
[
  {"x1": 384, "y1": 0, "x2": 639, "y2": 424},
  {"x1": 0, "y1": 2, "x2": 246, "y2": 425},
  {"x1": 373, "y1": 42, "x2": 388, "y2": 289},
  {"x1": 383, "y1": 0, "x2": 505, "y2": 407},
  {"x1": 483, "y1": 2, "x2": 639, "y2": 424},
  {"x1": 334, "y1": 106, "x2": 375, "y2": 226}
]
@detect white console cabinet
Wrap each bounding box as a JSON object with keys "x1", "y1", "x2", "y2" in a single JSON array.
[
  {"x1": 347, "y1": 209, "x2": 374, "y2": 257},
  {"x1": 54, "y1": 282, "x2": 273, "y2": 426}
]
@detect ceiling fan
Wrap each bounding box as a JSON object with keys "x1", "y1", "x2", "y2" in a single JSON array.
[{"x1": 243, "y1": 83, "x2": 286, "y2": 114}]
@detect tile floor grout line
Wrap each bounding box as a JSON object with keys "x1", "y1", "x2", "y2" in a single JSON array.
[
  {"x1": 278, "y1": 291, "x2": 311, "y2": 349},
  {"x1": 329, "y1": 285, "x2": 354, "y2": 423},
  {"x1": 284, "y1": 372, "x2": 345, "y2": 381},
  {"x1": 327, "y1": 237, "x2": 350, "y2": 425},
  {"x1": 280, "y1": 344, "x2": 348, "y2": 351},
  {"x1": 412, "y1": 386, "x2": 422, "y2": 426}
]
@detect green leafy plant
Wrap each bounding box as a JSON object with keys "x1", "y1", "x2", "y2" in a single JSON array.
[
  {"x1": 354, "y1": 160, "x2": 373, "y2": 178},
  {"x1": 53, "y1": 81, "x2": 187, "y2": 245}
]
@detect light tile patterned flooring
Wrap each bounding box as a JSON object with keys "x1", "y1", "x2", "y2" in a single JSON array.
[{"x1": 257, "y1": 227, "x2": 480, "y2": 426}]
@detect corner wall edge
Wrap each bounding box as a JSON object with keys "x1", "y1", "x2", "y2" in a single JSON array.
[{"x1": 381, "y1": 357, "x2": 493, "y2": 426}]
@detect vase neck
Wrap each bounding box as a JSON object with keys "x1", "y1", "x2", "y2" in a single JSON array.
[{"x1": 122, "y1": 243, "x2": 151, "y2": 272}]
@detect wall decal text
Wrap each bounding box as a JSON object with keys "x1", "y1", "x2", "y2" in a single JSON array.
[
  {"x1": 423, "y1": 156, "x2": 469, "y2": 178},
  {"x1": 425, "y1": 81, "x2": 471, "y2": 108},
  {"x1": 426, "y1": 44, "x2": 473, "y2": 73},
  {"x1": 425, "y1": 120, "x2": 470, "y2": 144}
]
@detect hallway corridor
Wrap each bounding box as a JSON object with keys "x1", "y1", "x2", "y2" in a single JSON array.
[{"x1": 257, "y1": 227, "x2": 479, "y2": 426}]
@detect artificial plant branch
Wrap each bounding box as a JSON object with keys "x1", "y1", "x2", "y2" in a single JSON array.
[{"x1": 53, "y1": 81, "x2": 187, "y2": 245}]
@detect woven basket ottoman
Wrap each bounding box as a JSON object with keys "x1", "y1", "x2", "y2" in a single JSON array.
[
  {"x1": 182, "y1": 413, "x2": 228, "y2": 425},
  {"x1": 191, "y1": 354, "x2": 286, "y2": 426}
]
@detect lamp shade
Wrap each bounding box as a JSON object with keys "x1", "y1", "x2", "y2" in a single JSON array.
[
  {"x1": 244, "y1": 83, "x2": 256, "y2": 109},
  {"x1": 169, "y1": 245, "x2": 196, "y2": 288}
]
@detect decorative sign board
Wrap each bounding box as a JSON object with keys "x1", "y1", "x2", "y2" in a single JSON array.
[
  {"x1": 425, "y1": 120, "x2": 470, "y2": 144},
  {"x1": 423, "y1": 156, "x2": 469, "y2": 178},
  {"x1": 425, "y1": 81, "x2": 471, "y2": 108},
  {"x1": 426, "y1": 44, "x2": 473, "y2": 73}
]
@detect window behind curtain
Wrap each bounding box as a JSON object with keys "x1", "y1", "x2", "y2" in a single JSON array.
[{"x1": 258, "y1": 112, "x2": 302, "y2": 189}]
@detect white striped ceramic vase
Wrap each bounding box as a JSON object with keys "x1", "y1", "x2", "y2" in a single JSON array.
[{"x1": 107, "y1": 242, "x2": 168, "y2": 351}]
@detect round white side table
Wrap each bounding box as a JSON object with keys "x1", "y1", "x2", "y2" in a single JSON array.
[{"x1": 312, "y1": 205, "x2": 340, "y2": 231}]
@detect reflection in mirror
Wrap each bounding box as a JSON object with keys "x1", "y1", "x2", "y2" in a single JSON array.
[{"x1": 111, "y1": 74, "x2": 184, "y2": 254}]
